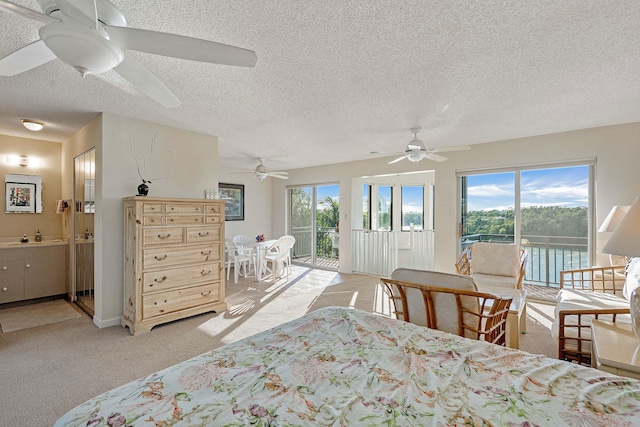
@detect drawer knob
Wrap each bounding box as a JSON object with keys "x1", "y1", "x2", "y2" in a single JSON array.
[
  {"x1": 2, "y1": 287, "x2": 7, "y2": 292},
  {"x1": 154, "y1": 276, "x2": 168, "y2": 283},
  {"x1": 201, "y1": 250, "x2": 212, "y2": 256},
  {"x1": 198, "y1": 232, "x2": 209, "y2": 237},
  {"x1": 201, "y1": 291, "x2": 212, "y2": 296},
  {"x1": 2, "y1": 266, "x2": 7, "y2": 271},
  {"x1": 201, "y1": 270, "x2": 211, "y2": 276},
  {"x1": 26, "y1": 264, "x2": 31, "y2": 268},
  {"x1": 157, "y1": 234, "x2": 171, "y2": 239},
  {"x1": 154, "y1": 255, "x2": 168, "y2": 261}
]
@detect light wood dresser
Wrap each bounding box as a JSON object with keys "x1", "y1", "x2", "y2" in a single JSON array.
[{"x1": 122, "y1": 196, "x2": 227, "y2": 335}]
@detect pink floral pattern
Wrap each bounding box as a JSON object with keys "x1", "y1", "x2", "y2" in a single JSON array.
[{"x1": 55, "y1": 307, "x2": 640, "y2": 426}]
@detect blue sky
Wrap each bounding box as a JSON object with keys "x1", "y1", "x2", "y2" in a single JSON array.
[{"x1": 467, "y1": 165, "x2": 589, "y2": 211}]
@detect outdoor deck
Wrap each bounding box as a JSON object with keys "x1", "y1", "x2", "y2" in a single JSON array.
[{"x1": 293, "y1": 255, "x2": 339, "y2": 270}]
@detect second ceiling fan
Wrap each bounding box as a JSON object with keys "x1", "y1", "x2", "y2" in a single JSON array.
[
  {"x1": 232, "y1": 158, "x2": 289, "y2": 181},
  {"x1": 389, "y1": 127, "x2": 470, "y2": 164}
]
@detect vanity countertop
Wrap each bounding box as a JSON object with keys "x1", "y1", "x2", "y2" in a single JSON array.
[{"x1": 0, "y1": 239, "x2": 68, "y2": 248}]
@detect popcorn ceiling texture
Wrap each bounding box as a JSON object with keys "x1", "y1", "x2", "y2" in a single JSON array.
[{"x1": 0, "y1": 0, "x2": 639, "y2": 170}]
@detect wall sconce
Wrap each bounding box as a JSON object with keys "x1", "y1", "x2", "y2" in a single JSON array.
[
  {"x1": 21, "y1": 119, "x2": 44, "y2": 131},
  {"x1": 6, "y1": 155, "x2": 42, "y2": 167}
]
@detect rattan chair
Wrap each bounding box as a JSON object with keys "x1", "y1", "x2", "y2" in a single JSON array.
[
  {"x1": 455, "y1": 242, "x2": 528, "y2": 290},
  {"x1": 381, "y1": 269, "x2": 513, "y2": 346},
  {"x1": 554, "y1": 265, "x2": 630, "y2": 365}
]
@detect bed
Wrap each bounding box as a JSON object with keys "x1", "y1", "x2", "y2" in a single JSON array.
[{"x1": 55, "y1": 306, "x2": 640, "y2": 426}]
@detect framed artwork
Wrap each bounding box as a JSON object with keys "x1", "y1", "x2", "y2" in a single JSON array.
[
  {"x1": 6, "y1": 182, "x2": 36, "y2": 213},
  {"x1": 218, "y1": 183, "x2": 245, "y2": 221}
]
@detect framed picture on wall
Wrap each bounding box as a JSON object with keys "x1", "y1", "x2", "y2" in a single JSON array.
[
  {"x1": 5, "y1": 182, "x2": 36, "y2": 213},
  {"x1": 218, "y1": 183, "x2": 244, "y2": 221}
]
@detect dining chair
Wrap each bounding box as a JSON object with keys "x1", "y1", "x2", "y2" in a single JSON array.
[
  {"x1": 278, "y1": 235, "x2": 296, "y2": 274},
  {"x1": 263, "y1": 237, "x2": 295, "y2": 283},
  {"x1": 232, "y1": 235, "x2": 257, "y2": 280},
  {"x1": 381, "y1": 268, "x2": 512, "y2": 346}
]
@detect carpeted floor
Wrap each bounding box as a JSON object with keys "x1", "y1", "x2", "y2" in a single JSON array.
[
  {"x1": 0, "y1": 267, "x2": 559, "y2": 426},
  {"x1": 0, "y1": 299, "x2": 82, "y2": 333}
]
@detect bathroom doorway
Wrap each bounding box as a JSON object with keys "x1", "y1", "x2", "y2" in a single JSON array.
[{"x1": 73, "y1": 148, "x2": 95, "y2": 316}]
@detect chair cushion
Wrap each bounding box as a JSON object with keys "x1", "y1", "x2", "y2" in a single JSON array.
[
  {"x1": 551, "y1": 289, "x2": 631, "y2": 341},
  {"x1": 473, "y1": 273, "x2": 519, "y2": 289},
  {"x1": 623, "y1": 257, "x2": 640, "y2": 300},
  {"x1": 472, "y1": 243, "x2": 520, "y2": 277}
]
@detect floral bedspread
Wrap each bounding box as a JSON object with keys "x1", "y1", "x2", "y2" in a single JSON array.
[{"x1": 55, "y1": 306, "x2": 640, "y2": 426}]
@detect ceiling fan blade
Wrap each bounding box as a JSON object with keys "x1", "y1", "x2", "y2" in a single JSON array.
[
  {"x1": 267, "y1": 170, "x2": 288, "y2": 175},
  {"x1": 113, "y1": 53, "x2": 181, "y2": 108},
  {"x1": 0, "y1": 0, "x2": 58, "y2": 24},
  {"x1": 268, "y1": 174, "x2": 289, "y2": 180},
  {"x1": 56, "y1": 0, "x2": 97, "y2": 29},
  {"x1": 0, "y1": 39, "x2": 56, "y2": 76},
  {"x1": 424, "y1": 152, "x2": 448, "y2": 162},
  {"x1": 105, "y1": 26, "x2": 257, "y2": 67},
  {"x1": 388, "y1": 155, "x2": 406, "y2": 164},
  {"x1": 431, "y1": 145, "x2": 471, "y2": 153}
]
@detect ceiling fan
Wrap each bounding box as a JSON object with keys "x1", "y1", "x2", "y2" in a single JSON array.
[
  {"x1": 388, "y1": 127, "x2": 470, "y2": 164},
  {"x1": 233, "y1": 158, "x2": 289, "y2": 181},
  {"x1": 0, "y1": 0, "x2": 257, "y2": 107}
]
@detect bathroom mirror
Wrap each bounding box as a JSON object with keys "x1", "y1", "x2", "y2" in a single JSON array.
[{"x1": 5, "y1": 173, "x2": 43, "y2": 213}]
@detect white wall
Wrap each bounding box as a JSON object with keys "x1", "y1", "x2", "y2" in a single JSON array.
[
  {"x1": 94, "y1": 113, "x2": 219, "y2": 326},
  {"x1": 271, "y1": 122, "x2": 640, "y2": 274},
  {"x1": 218, "y1": 166, "x2": 273, "y2": 241}
]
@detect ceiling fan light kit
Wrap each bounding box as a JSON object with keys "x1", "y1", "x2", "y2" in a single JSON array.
[{"x1": 39, "y1": 23, "x2": 124, "y2": 76}]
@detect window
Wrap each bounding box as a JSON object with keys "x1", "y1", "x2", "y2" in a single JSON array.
[
  {"x1": 378, "y1": 185, "x2": 392, "y2": 230},
  {"x1": 458, "y1": 162, "x2": 594, "y2": 288},
  {"x1": 363, "y1": 184, "x2": 371, "y2": 229},
  {"x1": 401, "y1": 185, "x2": 424, "y2": 230}
]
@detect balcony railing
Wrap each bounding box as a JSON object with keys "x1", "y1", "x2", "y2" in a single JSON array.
[
  {"x1": 291, "y1": 226, "x2": 339, "y2": 269},
  {"x1": 461, "y1": 234, "x2": 589, "y2": 287}
]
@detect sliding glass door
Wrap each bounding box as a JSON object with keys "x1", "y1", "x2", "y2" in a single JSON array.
[
  {"x1": 459, "y1": 163, "x2": 593, "y2": 288},
  {"x1": 289, "y1": 184, "x2": 339, "y2": 270}
]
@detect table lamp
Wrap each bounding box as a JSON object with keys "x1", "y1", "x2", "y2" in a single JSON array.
[
  {"x1": 603, "y1": 197, "x2": 640, "y2": 339},
  {"x1": 599, "y1": 205, "x2": 631, "y2": 265}
]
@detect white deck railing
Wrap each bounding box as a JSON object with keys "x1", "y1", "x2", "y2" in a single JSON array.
[{"x1": 352, "y1": 227, "x2": 434, "y2": 276}]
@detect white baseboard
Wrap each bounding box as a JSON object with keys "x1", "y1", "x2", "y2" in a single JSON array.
[{"x1": 93, "y1": 315, "x2": 121, "y2": 329}]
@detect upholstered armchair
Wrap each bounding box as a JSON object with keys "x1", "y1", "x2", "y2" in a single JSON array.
[
  {"x1": 381, "y1": 268, "x2": 513, "y2": 346},
  {"x1": 455, "y1": 242, "x2": 528, "y2": 290}
]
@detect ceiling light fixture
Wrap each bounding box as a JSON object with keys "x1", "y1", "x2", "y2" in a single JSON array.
[{"x1": 21, "y1": 119, "x2": 44, "y2": 131}]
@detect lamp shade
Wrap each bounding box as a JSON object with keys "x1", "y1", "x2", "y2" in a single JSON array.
[
  {"x1": 602, "y1": 197, "x2": 640, "y2": 257},
  {"x1": 599, "y1": 205, "x2": 630, "y2": 232}
]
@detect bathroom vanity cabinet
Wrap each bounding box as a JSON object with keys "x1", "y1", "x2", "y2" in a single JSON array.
[{"x1": 0, "y1": 242, "x2": 68, "y2": 304}]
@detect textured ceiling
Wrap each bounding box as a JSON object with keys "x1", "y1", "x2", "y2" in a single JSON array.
[{"x1": 1, "y1": 1, "x2": 639, "y2": 171}]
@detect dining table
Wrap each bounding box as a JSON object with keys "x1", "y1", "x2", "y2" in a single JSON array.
[{"x1": 235, "y1": 239, "x2": 277, "y2": 281}]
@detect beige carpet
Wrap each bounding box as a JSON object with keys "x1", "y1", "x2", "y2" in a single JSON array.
[
  {"x1": 0, "y1": 268, "x2": 559, "y2": 426},
  {"x1": 0, "y1": 299, "x2": 81, "y2": 333}
]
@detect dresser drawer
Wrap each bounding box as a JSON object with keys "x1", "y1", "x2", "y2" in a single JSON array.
[
  {"x1": 144, "y1": 244, "x2": 220, "y2": 269},
  {"x1": 205, "y1": 205, "x2": 222, "y2": 214},
  {"x1": 166, "y1": 215, "x2": 204, "y2": 225},
  {"x1": 143, "y1": 283, "x2": 220, "y2": 319},
  {"x1": 205, "y1": 215, "x2": 221, "y2": 224},
  {"x1": 143, "y1": 262, "x2": 220, "y2": 293},
  {"x1": 166, "y1": 204, "x2": 204, "y2": 215},
  {"x1": 143, "y1": 203, "x2": 164, "y2": 215},
  {"x1": 186, "y1": 226, "x2": 220, "y2": 243},
  {"x1": 143, "y1": 227, "x2": 184, "y2": 246},
  {"x1": 143, "y1": 216, "x2": 164, "y2": 226}
]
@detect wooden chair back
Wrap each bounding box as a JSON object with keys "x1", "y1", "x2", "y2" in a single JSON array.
[{"x1": 381, "y1": 269, "x2": 512, "y2": 346}]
